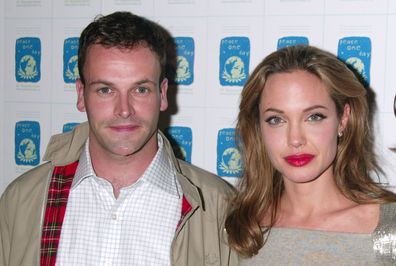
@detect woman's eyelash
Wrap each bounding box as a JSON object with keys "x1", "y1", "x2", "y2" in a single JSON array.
[
  {"x1": 265, "y1": 116, "x2": 283, "y2": 125},
  {"x1": 308, "y1": 113, "x2": 327, "y2": 121}
]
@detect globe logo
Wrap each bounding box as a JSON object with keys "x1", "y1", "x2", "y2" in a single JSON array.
[
  {"x1": 65, "y1": 55, "x2": 79, "y2": 81},
  {"x1": 17, "y1": 138, "x2": 37, "y2": 163},
  {"x1": 345, "y1": 57, "x2": 366, "y2": 78},
  {"x1": 175, "y1": 56, "x2": 191, "y2": 83},
  {"x1": 219, "y1": 147, "x2": 242, "y2": 175},
  {"x1": 222, "y1": 56, "x2": 246, "y2": 83},
  {"x1": 18, "y1": 55, "x2": 38, "y2": 80}
]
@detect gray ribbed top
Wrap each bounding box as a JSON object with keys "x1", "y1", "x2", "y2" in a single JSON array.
[
  {"x1": 240, "y1": 227, "x2": 376, "y2": 265},
  {"x1": 240, "y1": 203, "x2": 396, "y2": 265}
]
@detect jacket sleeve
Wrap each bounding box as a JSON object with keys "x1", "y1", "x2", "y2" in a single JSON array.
[
  {"x1": 0, "y1": 188, "x2": 12, "y2": 266},
  {"x1": 219, "y1": 190, "x2": 239, "y2": 266}
]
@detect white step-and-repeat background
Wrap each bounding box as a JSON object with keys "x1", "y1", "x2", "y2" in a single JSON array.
[{"x1": 1, "y1": 0, "x2": 396, "y2": 194}]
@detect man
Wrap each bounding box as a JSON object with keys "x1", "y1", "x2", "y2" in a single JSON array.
[{"x1": 0, "y1": 12, "x2": 237, "y2": 266}]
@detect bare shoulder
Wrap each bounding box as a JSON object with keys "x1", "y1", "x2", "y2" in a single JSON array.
[
  {"x1": 341, "y1": 203, "x2": 380, "y2": 233},
  {"x1": 272, "y1": 202, "x2": 381, "y2": 233},
  {"x1": 312, "y1": 203, "x2": 380, "y2": 233},
  {"x1": 343, "y1": 192, "x2": 396, "y2": 232},
  {"x1": 352, "y1": 202, "x2": 379, "y2": 215}
]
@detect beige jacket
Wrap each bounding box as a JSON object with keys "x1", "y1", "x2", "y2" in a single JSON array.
[{"x1": 0, "y1": 122, "x2": 238, "y2": 266}]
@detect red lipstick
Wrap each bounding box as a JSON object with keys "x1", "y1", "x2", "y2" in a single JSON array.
[{"x1": 284, "y1": 154, "x2": 314, "y2": 167}]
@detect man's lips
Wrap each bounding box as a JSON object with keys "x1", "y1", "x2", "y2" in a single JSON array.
[
  {"x1": 284, "y1": 154, "x2": 314, "y2": 167},
  {"x1": 108, "y1": 124, "x2": 139, "y2": 132}
]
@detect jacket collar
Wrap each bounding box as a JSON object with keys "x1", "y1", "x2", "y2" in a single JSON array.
[
  {"x1": 42, "y1": 122, "x2": 204, "y2": 210},
  {"x1": 43, "y1": 122, "x2": 89, "y2": 166},
  {"x1": 159, "y1": 129, "x2": 204, "y2": 210}
]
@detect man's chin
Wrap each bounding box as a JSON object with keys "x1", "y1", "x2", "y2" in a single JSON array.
[{"x1": 111, "y1": 146, "x2": 140, "y2": 157}]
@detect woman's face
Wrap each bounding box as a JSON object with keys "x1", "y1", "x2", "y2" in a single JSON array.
[{"x1": 259, "y1": 70, "x2": 349, "y2": 186}]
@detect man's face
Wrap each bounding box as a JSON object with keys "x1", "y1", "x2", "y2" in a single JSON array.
[{"x1": 76, "y1": 44, "x2": 168, "y2": 159}]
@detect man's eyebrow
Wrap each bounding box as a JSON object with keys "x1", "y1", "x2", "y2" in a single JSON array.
[
  {"x1": 135, "y1": 79, "x2": 157, "y2": 86},
  {"x1": 88, "y1": 79, "x2": 157, "y2": 87}
]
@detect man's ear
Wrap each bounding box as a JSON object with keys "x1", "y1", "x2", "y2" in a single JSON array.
[
  {"x1": 159, "y1": 78, "x2": 168, "y2": 112},
  {"x1": 76, "y1": 78, "x2": 86, "y2": 112}
]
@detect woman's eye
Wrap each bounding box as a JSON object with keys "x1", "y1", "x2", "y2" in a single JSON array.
[
  {"x1": 307, "y1": 113, "x2": 327, "y2": 122},
  {"x1": 265, "y1": 116, "x2": 284, "y2": 125}
]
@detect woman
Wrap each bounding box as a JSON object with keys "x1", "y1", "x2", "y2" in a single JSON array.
[{"x1": 225, "y1": 45, "x2": 396, "y2": 265}]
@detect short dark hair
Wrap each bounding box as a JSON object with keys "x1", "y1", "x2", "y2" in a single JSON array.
[{"x1": 78, "y1": 11, "x2": 167, "y2": 84}]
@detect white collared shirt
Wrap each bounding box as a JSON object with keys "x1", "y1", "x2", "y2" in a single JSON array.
[{"x1": 56, "y1": 135, "x2": 182, "y2": 266}]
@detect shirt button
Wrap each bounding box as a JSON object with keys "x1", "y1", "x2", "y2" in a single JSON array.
[{"x1": 111, "y1": 213, "x2": 117, "y2": 220}]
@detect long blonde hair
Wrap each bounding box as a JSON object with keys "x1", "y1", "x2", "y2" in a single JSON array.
[{"x1": 225, "y1": 45, "x2": 396, "y2": 257}]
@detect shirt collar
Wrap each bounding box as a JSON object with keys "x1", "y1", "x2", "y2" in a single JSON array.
[
  {"x1": 141, "y1": 134, "x2": 181, "y2": 198},
  {"x1": 72, "y1": 134, "x2": 181, "y2": 198},
  {"x1": 72, "y1": 139, "x2": 93, "y2": 189}
]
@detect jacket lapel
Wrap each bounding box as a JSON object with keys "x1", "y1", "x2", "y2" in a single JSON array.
[{"x1": 40, "y1": 161, "x2": 78, "y2": 266}]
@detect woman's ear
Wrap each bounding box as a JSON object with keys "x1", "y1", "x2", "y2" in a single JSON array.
[{"x1": 338, "y1": 104, "x2": 351, "y2": 134}]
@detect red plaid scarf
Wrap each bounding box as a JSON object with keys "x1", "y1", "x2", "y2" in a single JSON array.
[{"x1": 40, "y1": 161, "x2": 192, "y2": 266}]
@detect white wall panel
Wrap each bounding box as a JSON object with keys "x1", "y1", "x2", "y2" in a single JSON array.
[{"x1": 1, "y1": 0, "x2": 395, "y2": 193}]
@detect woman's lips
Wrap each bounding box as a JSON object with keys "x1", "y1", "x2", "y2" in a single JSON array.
[{"x1": 284, "y1": 154, "x2": 314, "y2": 167}]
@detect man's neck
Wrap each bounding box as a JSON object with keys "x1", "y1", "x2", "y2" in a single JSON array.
[{"x1": 88, "y1": 139, "x2": 159, "y2": 197}]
